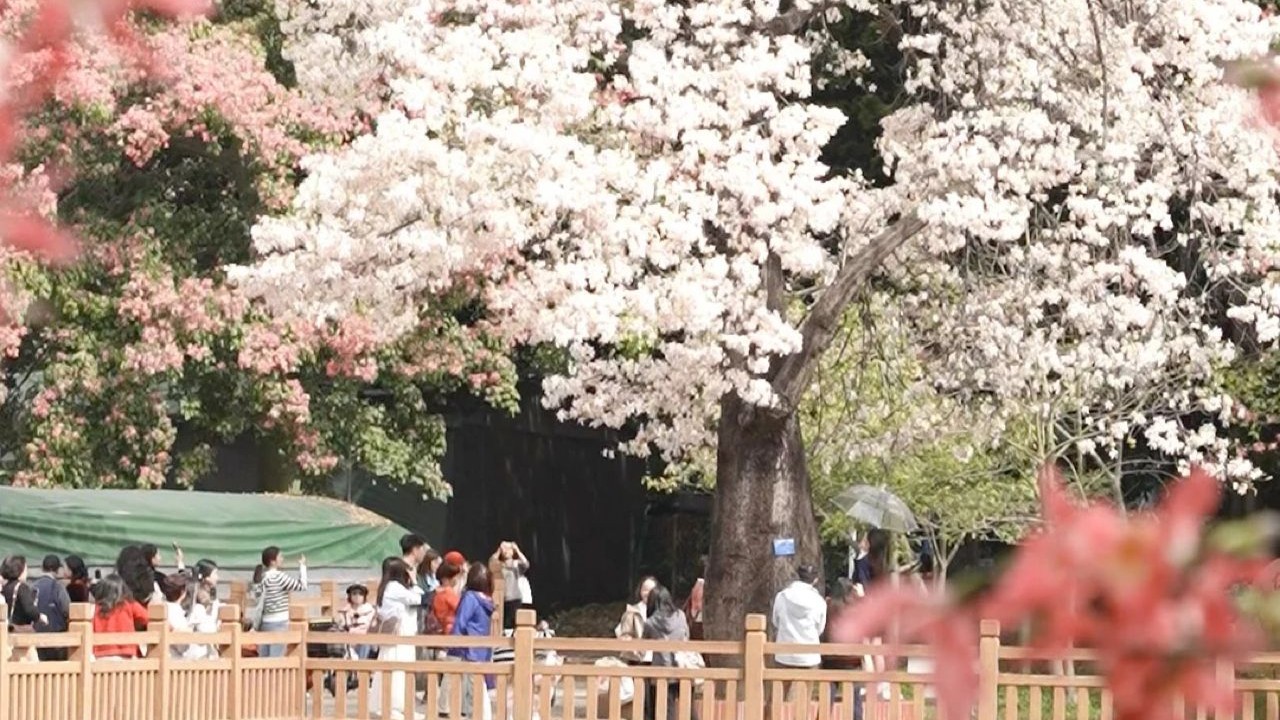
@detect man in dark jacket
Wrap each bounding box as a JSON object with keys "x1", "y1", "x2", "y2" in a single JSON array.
[{"x1": 33, "y1": 554, "x2": 71, "y2": 661}]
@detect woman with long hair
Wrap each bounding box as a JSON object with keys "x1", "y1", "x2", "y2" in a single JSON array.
[
  {"x1": 65, "y1": 555, "x2": 91, "y2": 603},
  {"x1": 1, "y1": 556, "x2": 41, "y2": 629},
  {"x1": 1, "y1": 556, "x2": 43, "y2": 661},
  {"x1": 450, "y1": 562, "x2": 496, "y2": 720},
  {"x1": 91, "y1": 574, "x2": 150, "y2": 660},
  {"x1": 142, "y1": 544, "x2": 165, "y2": 587},
  {"x1": 422, "y1": 549, "x2": 443, "y2": 593},
  {"x1": 616, "y1": 576, "x2": 657, "y2": 664},
  {"x1": 190, "y1": 559, "x2": 219, "y2": 597},
  {"x1": 867, "y1": 529, "x2": 892, "y2": 698},
  {"x1": 115, "y1": 545, "x2": 156, "y2": 605},
  {"x1": 642, "y1": 584, "x2": 692, "y2": 720},
  {"x1": 184, "y1": 559, "x2": 220, "y2": 627},
  {"x1": 160, "y1": 573, "x2": 212, "y2": 660},
  {"x1": 822, "y1": 577, "x2": 865, "y2": 717},
  {"x1": 370, "y1": 557, "x2": 425, "y2": 720}
]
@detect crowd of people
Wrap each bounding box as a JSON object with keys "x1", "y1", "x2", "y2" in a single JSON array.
[
  {"x1": 605, "y1": 531, "x2": 898, "y2": 720},
  {"x1": 2, "y1": 544, "x2": 193, "y2": 662},
  {"x1": 4, "y1": 530, "x2": 902, "y2": 720},
  {"x1": 0, "y1": 535, "x2": 535, "y2": 670},
  {"x1": 304, "y1": 536, "x2": 541, "y2": 720}
]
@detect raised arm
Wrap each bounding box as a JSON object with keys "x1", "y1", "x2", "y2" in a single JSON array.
[
  {"x1": 386, "y1": 581, "x2": 425, "y2": 608},
  {"x1": 282, "y1": 556, "x2": 308, "y2": 591}
]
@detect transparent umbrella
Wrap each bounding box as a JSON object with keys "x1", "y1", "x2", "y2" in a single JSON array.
[{"x1": 833, "y1": 485, "x2": 919, "y2": 533}]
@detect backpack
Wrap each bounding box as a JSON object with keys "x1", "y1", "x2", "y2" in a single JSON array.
[
  {"x1": 422, "y1": 605, "x2": 444, "y2": 635},
  {"x1": 32, "y1": 577, "x2": 65, "y2": 632},
  {"x1": 416, "y1": 587, "x2": 441, "y2": 635}
]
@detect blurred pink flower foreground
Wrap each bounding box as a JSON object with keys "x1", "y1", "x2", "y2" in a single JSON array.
[
  {"x1": 831, "y1": 467, "x2": 1272, "y2": 720},
  {"x1": 0, "y1": 0, "x2": 210, "y2": 267}
]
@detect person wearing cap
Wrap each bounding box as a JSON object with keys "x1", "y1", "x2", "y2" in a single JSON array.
[
  {"x1": 33, "y1": 554, "x2": 71, "y2": 661},
  {"x1": 430, "y1": 557, "x2": 465, "y2": 635}
]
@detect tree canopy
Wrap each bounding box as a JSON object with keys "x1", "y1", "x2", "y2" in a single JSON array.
[{"x1": 0, "y1": 4, "x2": 515, "y2": 491}]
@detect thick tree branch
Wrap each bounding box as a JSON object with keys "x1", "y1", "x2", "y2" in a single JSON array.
[
  {"x1": 771, "y1": 211, "x2": 925, "y2": 411},
  {"x1": 761, "y1": 2, "x2": 836, "y2": 35}
]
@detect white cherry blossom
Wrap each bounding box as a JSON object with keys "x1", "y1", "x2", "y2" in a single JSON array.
[{"x1": 237, "y1": 0, "x2": 1280, "y2": 487}]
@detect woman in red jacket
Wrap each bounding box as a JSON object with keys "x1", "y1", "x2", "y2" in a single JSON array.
[{"x1": 92, "y1": 574, "x2": 150, "y2": 660}]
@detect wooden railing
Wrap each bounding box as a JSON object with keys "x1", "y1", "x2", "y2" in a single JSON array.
[
  {"x1": 225, "y1": 581, "x2": 367, "y2": 622},
  {"x1": 5, "y1": 607, "x2": 1280, "y2": 720}
]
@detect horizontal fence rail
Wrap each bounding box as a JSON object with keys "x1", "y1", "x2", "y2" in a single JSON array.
[{"x1": 3, "y1": 606, "x2": 1278, "y2": 720}]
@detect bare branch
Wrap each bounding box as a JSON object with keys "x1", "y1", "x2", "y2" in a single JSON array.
[
  {"x1": 761, "y1": 3, "x2": 834, "y2": 35},
  {"x1": 772, "y1": 211, "x2": 926, "y2": 411}
]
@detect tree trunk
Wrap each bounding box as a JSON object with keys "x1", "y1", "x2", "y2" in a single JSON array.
[
  {"x1": 704, "y1": 392, "x2": 821, "y2": 651},
  {"x1": 258, "y1": 441, "x2": 299, "y2": 493}
]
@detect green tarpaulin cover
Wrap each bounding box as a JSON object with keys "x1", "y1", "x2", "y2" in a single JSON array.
[{"x1": 0, "y1": 488, "x2": 410, "y2": 572}]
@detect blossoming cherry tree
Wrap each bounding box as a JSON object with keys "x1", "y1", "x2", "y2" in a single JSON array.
[{"x1": 236, "y1": 0, "x2": 1280, "y2": 636}]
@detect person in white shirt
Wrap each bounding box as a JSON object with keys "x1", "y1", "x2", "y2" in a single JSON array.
[
  {"x1": 371, "y1": 558, "x2": 425, "y2": 720},
  {"x1": 160, "y1": 573, "x2": 216, "y2": 660},
  {"x1": 771, "y1": 565, "x2": 827, "y2": 669}
]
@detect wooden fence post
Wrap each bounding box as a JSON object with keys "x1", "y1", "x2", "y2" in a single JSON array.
[
  {"x1": 978, "y1": 620, "x2": 1001, "y2": 720},
  {"x1": 512, "y1": 608, "x2": 537, "y2": 720},
  {"x1": 491, "y1": 556, "x2": 506, "y2": 635},
  {"x1": 223, "y1": 603, "x2": 243, "y2": 720},
  {"x1": 744, "y1": 613, "x2": 767, "y2": 720},
  {"x1": 228, "y1": 580, "x2": 246, "y2": 611},
  {"x1": 1216, "y1": 657, "x2": 1234, "y2": 720},
  {"x1": 289, "y1": 603, "x2": 310, "y2": 717},
  {"x1": 69, "y1": 603, "x2": 94, "y2": 720},
  {"x1": 150, "y1": 602, "x2": 171, "y2": 720},
  {"x1": 317, "y1": 580, "x2": 335, "y2": 617}
]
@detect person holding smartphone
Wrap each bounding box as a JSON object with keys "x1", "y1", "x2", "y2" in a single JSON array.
[{"x1": 491, "y1": 541, "x2": 530, "y2": 630}]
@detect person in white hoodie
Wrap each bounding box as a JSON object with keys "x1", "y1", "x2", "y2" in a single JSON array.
[{"x1": 771, "y1": 565, "x2": 827, "y2": 669}]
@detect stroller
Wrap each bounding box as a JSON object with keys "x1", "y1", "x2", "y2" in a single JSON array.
[
  {"x1": 320, "y1": 621, "x2": 377, "y2": 695},
  {"x1": 492, "y1": 620, "x2": 563, "y2": 716},
  {"x1": 320, "y1": 597, "x2": 379, "y2": 696}
]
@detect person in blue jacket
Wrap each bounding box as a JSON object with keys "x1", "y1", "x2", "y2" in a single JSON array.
[
  {"x1": 450, "y1": 561, "x2": 496, "y2": 658},
  {"x1": 450, "y1": 561, "x2": 496, "y2": 717}
]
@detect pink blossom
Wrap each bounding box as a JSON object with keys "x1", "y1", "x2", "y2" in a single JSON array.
[
  {"x1": 238, "y1": 324, "x2": 304, "y2": 375},
  {"x1": 834, "y1": 466, "x2": 1270, "y2": 720},
  {"x1": 30, "y1": 388, "x2": 55, "y2": 418},
  {"x1": 114, "y1": 104, "x2": 168, "y2": 166},
  {"x1": 0, "y1": 0, "x2": 212, "y2": 269},
  {"x1": 322, "y1": 315, "x2": 379, "y2": 381}
]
